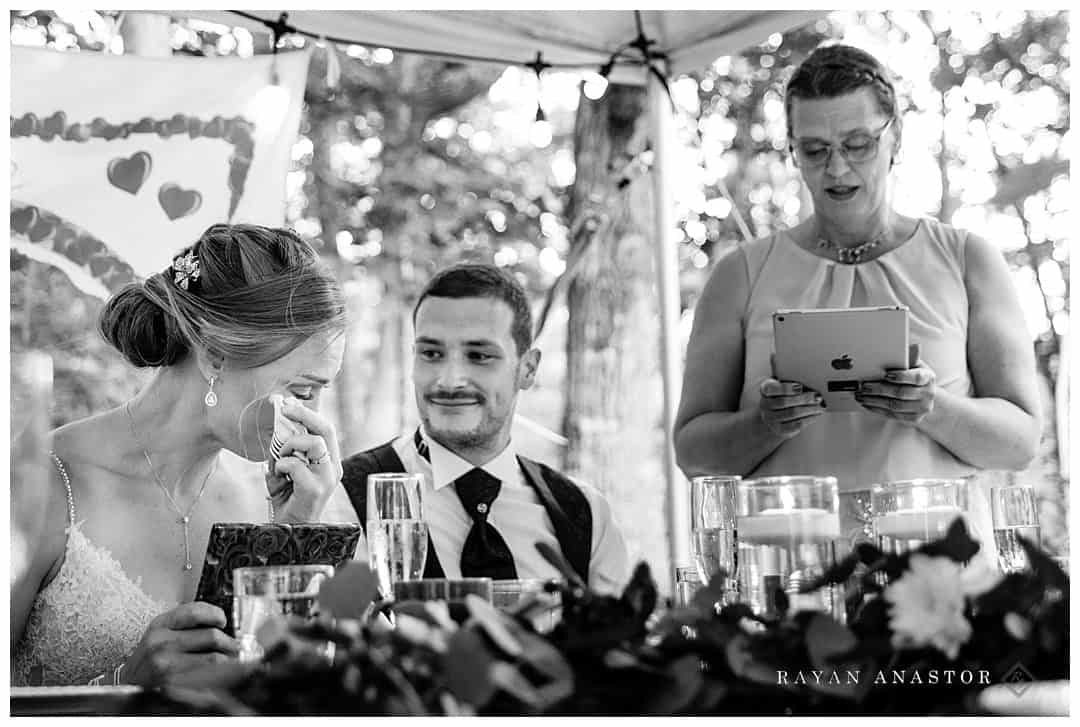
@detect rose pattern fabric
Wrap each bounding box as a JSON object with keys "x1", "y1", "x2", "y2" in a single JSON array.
[{"x1": 195, "y1": 523, "x2": 361, "y2": 634}]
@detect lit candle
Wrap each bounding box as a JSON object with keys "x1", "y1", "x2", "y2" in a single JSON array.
[
  {"x1": 874, "y1": 505, "x2": 963, "y2": 541},
  {"x1": 738, "y1": 507, "x2": 840, "y2": 545}
]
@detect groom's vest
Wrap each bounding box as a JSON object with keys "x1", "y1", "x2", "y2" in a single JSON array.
[{"x1": 340, "y1": 438, "x2": 593, "y2": 584}]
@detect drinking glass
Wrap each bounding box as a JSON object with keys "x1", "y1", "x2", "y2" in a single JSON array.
[
  {"x1": 871, "y1": 479, "x2": 969, "y2": 554},
  {"x1": 233, "y1": 564, "x2": 335, "y2": 662},
  {"x1": 674, "y1": 566, "x2": 703, "y2": 608},
  {"x1": 393, "y1": 578, "x2": 493, "y2": 623},
  {"x1": 690, "y1": 476, "x2": 740, "y2": 601},
  {"x1": 492, "y1": 579, "x2": 562, "y2": 633},
  {"x1": 990, "y1": 485, "x2": 1040, "y2": 573},
  {"x1": 736, "y1": 476, "x2": 842, "y2": 619},
  {"x1": 366, "y1": 473, "x2": 428, "y2": 594}
]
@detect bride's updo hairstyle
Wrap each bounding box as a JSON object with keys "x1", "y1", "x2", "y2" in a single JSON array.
[{"x1": 99, "y1": 224, "x2": 346, "y2": 369}]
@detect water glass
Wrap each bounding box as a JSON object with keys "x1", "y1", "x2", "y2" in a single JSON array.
[
  {"x1": 233, "y1": 564, "x2": 335, "y2": 662},
  {"x1": 690, "y1": 476, "x2": 739, "y2": 599},
  {"x1": 393, "y1": 578, "x2": 493, "y2": 623},
  {"x1": 990, "y1": 485, "x2": 1040, "y2": 573},
  {"x1": 366, "y1": 473, "x2": 428, "y2": 594},
  {"x1": 492, "y1": 579, "x2": 561, "y2": 633},
  {"x1": 871, "y1": 479, "x2": 969, "y2": 554},
  {"x1": 736, "y1": 476, "x2": 842, "y2": 620},
  {"x1": 674, "y1": 566, "x2": 703, "y2": 609}
]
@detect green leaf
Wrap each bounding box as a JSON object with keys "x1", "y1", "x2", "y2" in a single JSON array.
[
  {"x1": 442, "y1": 627, "x2": 500, "y2": 708},
  {"x1": 535, "y1": 541, "x2": 587, "y2": 589},
  {"x1": 725, "y1": 633, "x2": 781, "y2": 686},
  {"x1": 620, "y1": 562, "x2": 658, "y2": 624},
  {"x1": 1019, "y1": 535, "x2": 1069, "y2": 591},
  {"x1": 465, "y1": 593, "x2": 523, "y2": 658},
  {"x1": 805, "y1": 613, "x2": 857, "y2": 670},
  {"x1": 919, "y1": 517, "x2": 980, "y2": 564},
  {"x1": 643, "y1": 654, "x2": 705, "y2": 714},
  {"x1": 799, "y1": 552, "x2": 860, "y2": 593},
  {"x1": 318, "y1": 561, "x2": 380, "y2": 620}
]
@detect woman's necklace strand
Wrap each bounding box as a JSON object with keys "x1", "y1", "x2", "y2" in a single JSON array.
[{"x1": 125, "y1": 402, "x2": 217, "y2": 571}]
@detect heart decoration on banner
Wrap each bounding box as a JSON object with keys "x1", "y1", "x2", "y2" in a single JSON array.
[
  {"x1": 10, "y1": 206, "x2": 39, "y2": 236},
  {"x1": 158, "y1": 183, "x2": 202, "y2": 221},
  {"x1": 12, "y1": 111, "x2": 257, "y2": 221},
  {"x1": 106, "y1": 151, "x2": 153, "y2": 195}
]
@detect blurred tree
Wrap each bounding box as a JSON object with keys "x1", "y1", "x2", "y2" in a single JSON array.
[
  {"x1": 299, "y1": 49, "x2": 576, "y2": 450},
  {"x1": 562, "y1": 82, "x2": 670, "y2": 581},
  {"x1": 915, "y1": 9, "x2": 1070, "y2": 551}
]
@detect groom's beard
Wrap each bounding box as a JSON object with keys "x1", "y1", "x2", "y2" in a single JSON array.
[{"x1": 419, "y1": 387, "x2": 506, "y2": 453}]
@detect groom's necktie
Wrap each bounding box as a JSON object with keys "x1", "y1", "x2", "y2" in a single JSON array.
[{"x1": 414, "y1": 430, "x2": 518, "y2": 579}]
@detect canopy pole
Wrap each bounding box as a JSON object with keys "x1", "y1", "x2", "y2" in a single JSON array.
[{"x1": 647, "y1": 70, "x2": 689, "y2": 591}]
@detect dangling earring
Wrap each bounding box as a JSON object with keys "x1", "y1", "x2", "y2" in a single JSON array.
[{"x1": 204, "y1": 376, "x2": 219, "y2": 407}]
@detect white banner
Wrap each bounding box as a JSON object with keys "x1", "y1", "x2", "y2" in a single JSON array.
[{"x1": 10, "y1": 45, "x2": 310, "y2": 296}]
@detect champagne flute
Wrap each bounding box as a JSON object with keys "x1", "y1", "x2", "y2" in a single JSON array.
[
  {"x1": 991, "y1": 484, "x2": 1040, "y2": 573},
  {"x1": 366, "y1": 473, "x2": 428, "y2": 594},
  {"x1": 690, "y1": 476, "x2": 740, "y2": 601}
]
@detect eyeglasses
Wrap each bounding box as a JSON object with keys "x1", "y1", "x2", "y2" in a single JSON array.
[{"x1": 790, "y1": 118, "x2": 894, "y2": 168}]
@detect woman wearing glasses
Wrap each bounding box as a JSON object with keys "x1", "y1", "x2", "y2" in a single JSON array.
[{"x1": 674, "y1": 45, "x2": 1040, "y2": 550}]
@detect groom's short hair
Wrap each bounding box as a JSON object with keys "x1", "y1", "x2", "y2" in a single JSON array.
[{"x1": 413, "y1": 263, "x2": 533, "y2": 355}]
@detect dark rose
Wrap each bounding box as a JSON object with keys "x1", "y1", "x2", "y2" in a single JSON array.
[
  {"x1": 251, "y1": 525, "x2": 291, "y2": 562},
  {"x1": 210, "y1": 524, "x2": 244, "y2": 556},
  {"x1": 323, "y1": 527, "x2": 362, "y2": 566},
  {"x1": 220, "y1": 545, "x2": 258, "y2": 577},
  {"x1": 299, "y1": 527, "x2": 330, "y2": 561}
]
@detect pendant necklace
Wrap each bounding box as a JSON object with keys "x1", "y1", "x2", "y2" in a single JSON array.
[
  {"x1": 125, "y1": 402, "x2": 218, "y2": 571},
  {"x1": 815, "y1": 232, "x2": 887, "y2": 264}
]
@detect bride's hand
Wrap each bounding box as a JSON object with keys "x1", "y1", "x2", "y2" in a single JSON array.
[
  {"x1": 265, "y1": 396, "x2": 342, "y2": 523},
  {"x1": 122, "y1": 602, "x2": 239, "y2": 686}
]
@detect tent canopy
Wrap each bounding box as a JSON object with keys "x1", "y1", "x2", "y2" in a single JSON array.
[{"x1": 170, "y1": 10, "x2": 822, "y2": 82}]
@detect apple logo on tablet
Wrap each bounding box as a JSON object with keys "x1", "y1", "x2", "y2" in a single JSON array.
[{"x1": 831, "y1": 354, "x2": 854, "y2": 370}]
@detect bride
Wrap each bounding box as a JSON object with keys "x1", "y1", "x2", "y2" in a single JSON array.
[{"x1": 11, "y1": 224, "x2": 351, "y2": 686}]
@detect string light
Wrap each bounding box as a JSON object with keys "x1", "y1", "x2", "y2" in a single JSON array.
[
  {"x1": 229, "y1": 11, "x2": 675, "y2": 135},
  {"x1": 247, "y1": 12, "x2": 290, "y2": 143}
]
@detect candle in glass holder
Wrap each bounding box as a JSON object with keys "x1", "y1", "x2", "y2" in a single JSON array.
[
  {"x1": 872, "y1": 479, "x2": 970, "y2": 555},
  {"x1": 874, "y1": 505, "x2": 963, "y2": 542},
  {"x1": 736, "y1": 477, "x2": 842, "y2": 621}
]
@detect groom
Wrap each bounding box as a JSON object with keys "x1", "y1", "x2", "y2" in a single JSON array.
[{"x1": 340, "y1": 263, "x2": 628, "y2": 593}]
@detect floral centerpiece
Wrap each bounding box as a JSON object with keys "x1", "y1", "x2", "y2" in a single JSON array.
[{"x1": 163, "y1": 521, "x2": 1068, "y2": 716}]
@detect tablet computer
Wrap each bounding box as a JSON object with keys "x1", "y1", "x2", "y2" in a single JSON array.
[
  {"x1": 772, "y1": 306, "x2": 909, "y2": 412},
  {"x1": 194, "y1": 522, "x2": 362, "y2": 635}
]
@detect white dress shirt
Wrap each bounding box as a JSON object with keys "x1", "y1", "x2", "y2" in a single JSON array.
[{"x1": 390, "y1": 431, "x2": 630, "y2": 595}]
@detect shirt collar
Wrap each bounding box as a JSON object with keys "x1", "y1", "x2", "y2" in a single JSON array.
[{"x1": 418, "y1": 428, "x2": 520, "y2": 491}]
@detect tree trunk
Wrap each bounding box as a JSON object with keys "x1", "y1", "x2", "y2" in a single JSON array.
[{"x1": 563, "y1": 83, "x2": 670, "y2": 587}]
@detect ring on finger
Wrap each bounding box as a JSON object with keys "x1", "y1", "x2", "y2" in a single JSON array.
[{"x1": 310, "y1": 451, "x2": 332, "y2": 466}]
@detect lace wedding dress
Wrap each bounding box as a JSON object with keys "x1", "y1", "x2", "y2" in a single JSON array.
[{"x1": 11, "y1": 455, "x2": 172, "y2": 686}]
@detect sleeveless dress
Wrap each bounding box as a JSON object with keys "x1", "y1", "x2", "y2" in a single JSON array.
[
  {"x1": 736, "y1": 219, "x2": 997, "y2": 562},
  {"x1": 11, "y1": 454, "x2": 173, "y2": 686}
]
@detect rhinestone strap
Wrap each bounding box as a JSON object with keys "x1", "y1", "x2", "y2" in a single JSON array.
[{"x1": 48, "y1": 452, "x2": 76, "y2": 529}]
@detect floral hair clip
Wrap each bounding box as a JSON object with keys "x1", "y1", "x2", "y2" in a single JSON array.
[{"x1": 171, "y1": 249, "x2": 201, "y2": 291}]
